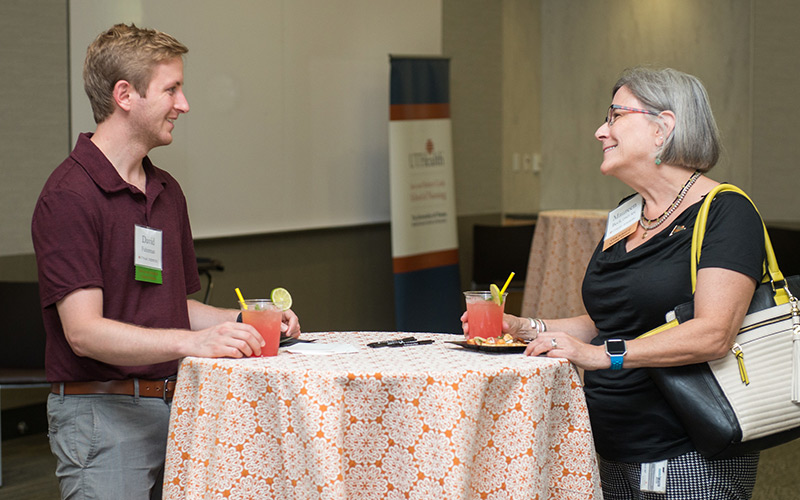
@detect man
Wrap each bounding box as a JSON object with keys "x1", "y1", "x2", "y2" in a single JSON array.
[{"x1": 32, "y1": 23, "x2": 300, "y2": 499}]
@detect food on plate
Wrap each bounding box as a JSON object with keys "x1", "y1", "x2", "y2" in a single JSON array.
[{"x1": 467, "y1": 333, "x2": 527, "y2": 347}]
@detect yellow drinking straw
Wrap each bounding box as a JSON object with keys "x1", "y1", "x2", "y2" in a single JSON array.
[
  {"x1": 235, "y1": 287, "x2": 248, "y2": 310},
  {"x1": 499, "y1": 272, "x2": 515, "y2": 296}
]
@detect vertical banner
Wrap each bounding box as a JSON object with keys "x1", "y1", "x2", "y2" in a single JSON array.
[{"x1": 389, "y1": 56, "x2": 461, "y2": 333}]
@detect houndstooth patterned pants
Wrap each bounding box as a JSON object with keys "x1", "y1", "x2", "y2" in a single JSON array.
[{"x1": 599, "y1": 450, "x2": 759, "y2": 500}]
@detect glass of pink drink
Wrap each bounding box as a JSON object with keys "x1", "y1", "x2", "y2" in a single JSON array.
[
  {"x1": 463, "y1": 291, "x2": 507, "y2": 339},
  {"x1": 240, "y1": 299, "x2": 282, "y2": 357}
]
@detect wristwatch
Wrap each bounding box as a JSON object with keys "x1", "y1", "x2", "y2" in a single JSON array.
[{"x1": 605, "y1": 339, "x2": 627, "y2": 370}]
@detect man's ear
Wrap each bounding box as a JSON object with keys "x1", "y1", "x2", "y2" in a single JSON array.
[{"x1": 113, "y1": 80, "x2": 135, "y2": 112}]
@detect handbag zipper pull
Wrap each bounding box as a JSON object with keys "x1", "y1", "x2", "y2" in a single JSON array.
[
  {"x1": 731, "y1": 343, "x2": 749, "y2": 385},
  {"x1": 791, "y1": 295, "x2": 800, "y2": 402}
]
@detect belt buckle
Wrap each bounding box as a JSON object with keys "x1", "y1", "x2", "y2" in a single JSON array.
[{"x1": 162, "y1": 377, "x2": 176, "y2": 401}]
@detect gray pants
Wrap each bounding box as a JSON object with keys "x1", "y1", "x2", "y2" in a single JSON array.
[{"x1": 47, "y1": 392, "x2": 172, "y2": 500}]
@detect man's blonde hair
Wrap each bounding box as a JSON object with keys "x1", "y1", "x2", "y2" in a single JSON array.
[{"x1": 83, "y1": 23, "x2": 188, "y2": 124}]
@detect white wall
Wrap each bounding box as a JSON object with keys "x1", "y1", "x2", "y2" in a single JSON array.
[{"x1": 67, "y1": 0, "x2": 442, "y2": 240}]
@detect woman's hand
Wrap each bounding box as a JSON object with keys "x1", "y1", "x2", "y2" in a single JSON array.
[
  {"x1": 505, "y1": 314, "x2": 538, "y2": 342},
  {"x1": 524, "y1": 330, "x2": 609, "y2": 371},
  {"x1": 460, "y1": 312, "x2": 534, "y2": 340}
]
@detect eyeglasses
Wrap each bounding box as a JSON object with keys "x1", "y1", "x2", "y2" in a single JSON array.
[{"x1": 605, "y1": 104, "x2": 659, "y2": 127}]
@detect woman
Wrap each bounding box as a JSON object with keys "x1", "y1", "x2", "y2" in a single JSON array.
[{"x1": 463, "y1": 67, "x2": 764, "y2": 499}]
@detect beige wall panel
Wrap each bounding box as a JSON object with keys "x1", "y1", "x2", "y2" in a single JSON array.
[
  {"x1": 502, "y1": 0, "x2": 541, "y2": 216},
  {"x1": 751, "y1": 1, "x2": 800, "y2": 223},
  {"x1": 443, "y1": 0, "x2": 504, "y2": 216},
  {"x1": 540, "y1": 0, "x2": 752, "y2": 211},
  {"x1": 0, "y1": 0, "x2": 70, "y2": 257}
]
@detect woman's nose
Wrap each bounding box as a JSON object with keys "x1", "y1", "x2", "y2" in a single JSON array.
[{"x1": 595, "y1": 122, "x2": 609, "y2": 141}]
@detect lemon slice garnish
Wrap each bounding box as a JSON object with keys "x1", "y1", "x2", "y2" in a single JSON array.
[
  {"x1": 270, "y1": 287, "x2": 293, "y2": 311},
  {"x1": 489, "y1": 283, "x2": 502, "y2": 306}
]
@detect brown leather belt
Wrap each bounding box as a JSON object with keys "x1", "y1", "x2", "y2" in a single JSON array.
[{"x1": 51, "y1": 378, "x2": 176, "y2": 401}]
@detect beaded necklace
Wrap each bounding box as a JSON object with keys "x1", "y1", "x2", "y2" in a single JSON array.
[{"x1": 639, "y1": 170, "x2": 701, "y2": 239}]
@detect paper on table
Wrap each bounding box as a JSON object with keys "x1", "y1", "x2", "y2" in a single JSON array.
[{"x1": 285, "y1": 343, "x2": 360, "y2": 355}]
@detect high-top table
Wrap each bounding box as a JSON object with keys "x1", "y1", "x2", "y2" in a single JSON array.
[
  {"x1": 522, "y1": 209, "x2": 608, "y2": 319},
  {"x1": 163, "y1": 331, "x2": 601, "y2": 499}
]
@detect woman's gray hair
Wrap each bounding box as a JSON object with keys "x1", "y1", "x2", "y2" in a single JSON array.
[{"x1": 613, "y1": 67, "x2": 721, "y2": 172}]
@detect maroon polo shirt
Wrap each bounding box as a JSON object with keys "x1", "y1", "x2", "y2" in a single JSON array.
[{"x1": 32, "y1": 133, "x2": 201, "y2": 382}]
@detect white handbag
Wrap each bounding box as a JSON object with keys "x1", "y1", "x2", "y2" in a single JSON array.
[{"x1": 640, "y1": 184, "x2": 800, "y2": 459}]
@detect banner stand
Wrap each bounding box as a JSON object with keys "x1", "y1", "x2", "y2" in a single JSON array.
[{"x1": 389, "y1": 56, "x2": 461, "y2": 333}]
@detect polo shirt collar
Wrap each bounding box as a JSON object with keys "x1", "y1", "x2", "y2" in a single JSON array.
[{"x1": 72, "y1": 132, "x2": 167, "y2": 197}]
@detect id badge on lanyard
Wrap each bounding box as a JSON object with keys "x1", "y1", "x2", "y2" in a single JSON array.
[{"x1": 134, "y1": 225, "x2": 163, "y2": 284}]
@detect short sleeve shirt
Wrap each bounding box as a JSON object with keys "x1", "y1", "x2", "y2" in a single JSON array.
[
  {"x1": 581, "y1": 191, "x2": 765, "y2": 462},
  {"x1": 32, "y1": 133, "x2": 201, "y2": 382}
]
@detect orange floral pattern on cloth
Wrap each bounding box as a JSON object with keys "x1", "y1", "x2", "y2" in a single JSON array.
[
  {"x1": 522, "y1": 210, "x2": 608, "y2": 319},
  {"x1": 163, "y1": 332, "x2": 601, "y2": 499}
]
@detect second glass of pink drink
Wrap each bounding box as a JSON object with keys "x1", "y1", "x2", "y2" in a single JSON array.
[
  {"x1": 464, "y1": 291, "x2": 507, "y2": 339},
  {"x1": 240, "y1": 299, "x2": 282, "y2": 357}
]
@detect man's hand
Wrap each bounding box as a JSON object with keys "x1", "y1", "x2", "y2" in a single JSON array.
[
  {"x1": 281, "y1": 309, "x2": 301, "y2": 338},
  {"x1": 189, "y1": 321, "x2": 265, "y2": 358}
]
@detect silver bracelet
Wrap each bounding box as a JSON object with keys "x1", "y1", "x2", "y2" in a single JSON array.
[{"x1": 527, "y1": 317, "x2": 547, "y2": 335}]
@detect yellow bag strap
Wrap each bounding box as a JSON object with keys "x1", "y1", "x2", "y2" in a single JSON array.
[
  {"x1": 692, "y1": 184, "x2": 787, "y2": 303},
  {"x1": 638, "y1": 318, "x2": 679, "y2": 339},
  {"x1": 639, "y1": 183, "x2": 787, "y2": 339}
]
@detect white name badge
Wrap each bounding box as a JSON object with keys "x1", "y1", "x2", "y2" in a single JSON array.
[
  {"x1": 603, "y1": 194, "x2": 642, "y2": 251},
  {"x1": 640, "y1": 460, "x2": 668, "y2": 493},
  {"x1": 134, "y1": 225, "x2": 163, "y2": 284}
]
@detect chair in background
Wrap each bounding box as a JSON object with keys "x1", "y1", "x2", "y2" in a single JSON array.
[
  {"x1": 196, "y1": 257, "x2": 225, "y2": 304},
  {"x1": 766, "y1": 227, "x2": 800, "y2": 278},
  {"x1": 0, "y1": 281, "x2": 49, "y2": 487},
  {"x1": 471, "y1": 224, "x2": 535, "y2": 314}
]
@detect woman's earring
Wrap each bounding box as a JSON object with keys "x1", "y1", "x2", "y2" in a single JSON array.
[{"x1": 655, "y1": 157, "x2": 662, "y2": 165}]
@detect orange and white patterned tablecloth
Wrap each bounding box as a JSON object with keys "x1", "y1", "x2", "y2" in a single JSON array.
[
  {"x1": 163, "y1": 332, "x2": 601, "y2": 500},
  {"x1": 522, "y1": 210, "x2": 608, "y2": 320}
]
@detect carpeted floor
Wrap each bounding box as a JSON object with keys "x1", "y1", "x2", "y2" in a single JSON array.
[{"x1": 752, "y1": 439, "x2": 800, "y2": 499}]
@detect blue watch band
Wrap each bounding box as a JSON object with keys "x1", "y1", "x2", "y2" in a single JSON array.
[{"x1": 605, "y1": 339, "x2": 627, "y2": 370}]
